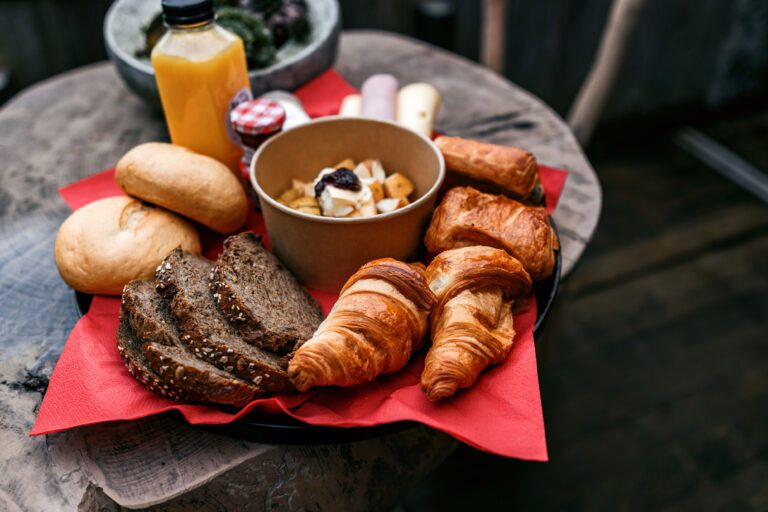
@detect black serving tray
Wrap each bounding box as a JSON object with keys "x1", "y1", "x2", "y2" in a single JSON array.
[{"x1": 75, "y1": 223, "x2": 560, "y2": 445}]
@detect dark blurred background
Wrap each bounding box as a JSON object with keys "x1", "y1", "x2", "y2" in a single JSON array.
[
  {"x1": 2, "y1": 0, "x2": 767, "y2": 122},
  {"x1": 2, "y1": 1, "x2": 766, "y2": 510}
]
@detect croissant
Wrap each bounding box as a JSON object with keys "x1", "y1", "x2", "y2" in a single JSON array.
[
  {"x1": 424, "y1": 186, "x2": 558, "y2": 280},
  {"x1": 288, "y1": 258, "x2": 436, "y2": 391},
  {"x1": 421, "y1": 246, "x2": 532, "y2": 401}
]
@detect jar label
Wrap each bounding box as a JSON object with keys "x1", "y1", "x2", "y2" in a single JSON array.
[{"x1": 225, "y1": 87, "x2": 253, "y2": 144}]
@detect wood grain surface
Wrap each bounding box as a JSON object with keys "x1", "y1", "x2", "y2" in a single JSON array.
[{"x1": 0, "y1": 31, "x2": 599, "y2": 510}]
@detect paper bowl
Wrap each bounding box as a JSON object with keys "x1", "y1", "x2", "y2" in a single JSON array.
[{"x1": 250, "y1": 117, "x2": 445, "y2": 293}]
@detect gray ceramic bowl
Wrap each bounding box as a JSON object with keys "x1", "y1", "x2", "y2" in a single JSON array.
[{"x1": 104, "y1": 0, "x2": 340, "y2": 104}]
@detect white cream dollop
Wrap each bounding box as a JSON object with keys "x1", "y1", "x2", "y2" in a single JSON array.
[{"x1": 313, "y1": 168, "x2": 373, "y2": 217}]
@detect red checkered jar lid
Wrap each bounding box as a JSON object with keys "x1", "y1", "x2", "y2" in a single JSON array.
[{"x1": 230, "y1": 99, "x2": 286, "y2": 136}]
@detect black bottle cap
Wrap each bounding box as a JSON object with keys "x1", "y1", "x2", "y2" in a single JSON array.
[{"x1": 161, "y1": 0, "x2": 215, "y2": 26}]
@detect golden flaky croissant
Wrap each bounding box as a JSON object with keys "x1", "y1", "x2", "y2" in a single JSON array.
[
  {"x1": 288, "y1": 259, "x2": 436, "y2": 391},
  {"x1": 424, "y1": 186, "x2": 558, "y2": 280},
  {"x1": 421, "y1": 246, "x2": 532, "y2": 401}
]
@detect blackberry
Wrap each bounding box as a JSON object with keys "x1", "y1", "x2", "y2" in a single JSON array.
[{"x1": 314, "y1": 168, "x2": 361, "y2": 196}]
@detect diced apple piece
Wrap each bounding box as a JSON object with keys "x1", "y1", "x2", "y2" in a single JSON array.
[
  {"x1": 370, "y1": 160, "x2": 387, "y2": 183},
  {"x1": 353, "y1": 162, "x2": 372, "y2": 179},
  {"x1": 296, "y1": 206, "x2": 321, "y2": 215},
  {"x1": 383, "y1": 172, "x2": 414, "y2": 199},
  {"x1": 293, "y1": 178, "x2": 316, "y2": 198},
  {"x1": 289, "y1": 196, "x2": 320, "y2": 210},
  {"x1": 357, "y1": 159, "x2": 387, "y2": 183},
  {"x1": 358, "y1": 198, "x2": 377, "y2": 217},
  {"x1": 334, "y1": 158, "x2": 356, "y2": 170},
  {"x1": 278, "y1": 188, "x2": 302, "y2": 205},
  {"x1": 368, "y1": 179, "x2": 385, "y2": 202},
  {"x1": 376, "y1": 197, "x2": 401, "y2": 213},
  {"x1": 292, "y1": 179, "x2": 314, "y2": 198},
  {"x1": 292, "y1": 179, "x2": 306, "y2": 192}
]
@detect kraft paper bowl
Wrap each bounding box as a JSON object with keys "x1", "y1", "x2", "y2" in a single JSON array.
[{"x1": 250, "y1": 117, "x2": 445, "y2": 293}]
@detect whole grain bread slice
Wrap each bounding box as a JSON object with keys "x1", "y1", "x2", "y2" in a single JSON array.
[
  {"x1": 122, "y1": 279, "x2": 178, "y2": 346},
  {"x1": 210, "y1": 232, "x2": 325, "y2": 354},
  {"x1": 120, "y1": 280, "x2": 264, "y2": 406},
  {"x1": 116, "y1": 319, "x2": 194, "y2": 403},
  {"x1": 156, "y1": 248, "x2": 295, "y2": 393},
  {"x1": 141, "y1": 341, "x2": 261, "y2": 408}
]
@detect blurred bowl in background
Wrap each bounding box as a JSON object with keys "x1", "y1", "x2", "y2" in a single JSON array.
[{"x1": 104, "y1": 0, "x2": 340, "y2": 105}]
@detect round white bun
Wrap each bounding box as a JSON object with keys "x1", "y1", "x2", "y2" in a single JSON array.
[
  {"x1": 54, "y1": 196, "x2": 201, "y2": 295},
  {"x1": 115, "y1": 142, "x2": 248, "y2": 234}
]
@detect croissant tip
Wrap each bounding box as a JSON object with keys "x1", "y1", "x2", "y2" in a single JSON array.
[
  {"x1": 287, "y1": 365, "x2": 314, "y2": 393},
  {"x1": 422, "y1": 381, "x2": 458, "y2": 402}
]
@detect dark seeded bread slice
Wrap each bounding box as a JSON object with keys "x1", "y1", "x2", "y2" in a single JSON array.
[
  {"x1": 120, "y1": 280, "x2": 264, "y2": 406},
  {"x1": 116, "y1": 319, "x2": 196, "y2": 403},
  {"x1": 142, "y1": 342, "x2": 261, "y2": 408},
  {"x1": 156, "y1": 249, "x2": 295, "y2": 393},
  {"x1": 211, "y1": 232, "x2": 325, "y2": 354},
  {"x1": 122, "y1": 279, "x2": 178, "y2": 346}
]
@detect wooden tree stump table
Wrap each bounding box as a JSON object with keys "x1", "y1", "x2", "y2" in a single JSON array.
[{"x1": 0, "y1": 31, "x2": 600, "y2": 511}]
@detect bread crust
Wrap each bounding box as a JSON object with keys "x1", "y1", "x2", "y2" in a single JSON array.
[
  {"x1": 115, "y1": 142, "x2": 248, "y2": 234},
  {"x1": 54, "y1": 196, "x2": 201, "y2": 295}
]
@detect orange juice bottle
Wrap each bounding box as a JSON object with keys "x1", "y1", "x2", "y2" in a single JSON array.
[{"x1": 152, "y1": 0, "x2": 252, "y2": 171}]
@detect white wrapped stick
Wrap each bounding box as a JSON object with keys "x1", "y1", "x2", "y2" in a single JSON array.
[
  {"x1": 361, "y1": 74, "x2": 399, "y2": 120},
  {"x1": 396, "y1": 83, "x2": 440, "y2": 138},
  {"x1": 338, "y1": 94, "x2": 362, "y2": 116}
]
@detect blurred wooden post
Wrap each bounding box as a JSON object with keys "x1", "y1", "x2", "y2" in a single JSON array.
[
  {"x1": 481, "y1": 0, "x2": 509, "y2": 73},
  {"x1": 567, "y1": 0, "x2": 647, "y2": 146}
]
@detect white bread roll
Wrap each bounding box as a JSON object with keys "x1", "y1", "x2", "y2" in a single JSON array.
[
  {"x1": 396, "y1": 83, "x2": 441, "y2": 138},
  {"x1": 115, "y1": 143, "x2": 248, "y2": 233},
  {"x1": 54, "y1": 196, "x2": 201, "y2": 295}
]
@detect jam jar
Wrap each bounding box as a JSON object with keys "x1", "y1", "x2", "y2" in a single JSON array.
[{"x1": 229, "y1": 98, "x2": 286, "y2": 181}]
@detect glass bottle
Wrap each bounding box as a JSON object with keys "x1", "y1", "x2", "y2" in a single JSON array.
[{"x1": 151, "y1": 0, "x2": 252, "y2": 172}]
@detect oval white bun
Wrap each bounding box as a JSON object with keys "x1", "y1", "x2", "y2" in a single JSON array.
[
  {"x1": 115, "y1": 142, "x2": 248, "y2": 234},
  {"x1": 54, "y1": 196, "x2": 201, "y2": 295}
]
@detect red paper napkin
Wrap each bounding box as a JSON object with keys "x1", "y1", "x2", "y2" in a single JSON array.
[{"x1": 32, "y1": 70, "x2": 568, "y2": 461}]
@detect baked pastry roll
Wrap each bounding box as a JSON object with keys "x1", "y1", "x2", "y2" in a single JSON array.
[
  {"x1": 421, "y1": 246, "x2": 532, "y2": 401},
  {"x1": 288, "y1": 259, "x2": 436, "y2": 391},
  {"x1": 435, "y1": 136, "x2": 543, "y2": 203},
  {"x1": 424, "y1": 186, "x2": 558, "y2": 280}
]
